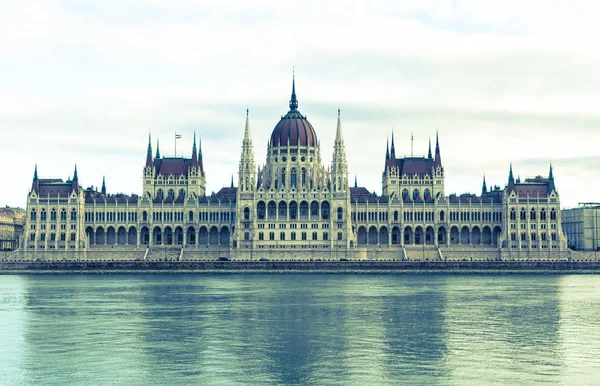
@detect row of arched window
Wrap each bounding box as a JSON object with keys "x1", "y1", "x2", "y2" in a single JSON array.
[
  {"x1": 402, "y1": 188, "x2": 432, "y2": 201},
  {"x1": 510, "y1": 208, "x2": 556, "y2": 221},
  {"x1": 30, "y1": 208, "x2": 77, "y2": 222},
  {"x1": 155, "y1": 188, "x2": 186, "y2": 201},
  {"x1": 257, "y1": 231, "x2": 331, "y2": 241},
  {"x1": 510, "y1": 232, "x2": 558, "y2": 241},
  {"x1": 255, "y1": 201, "x2": 334, "y2": 221}
]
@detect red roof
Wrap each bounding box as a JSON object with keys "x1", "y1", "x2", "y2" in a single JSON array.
[{"x1": 270, "y1": 111, "x2": 317, "y2": 148}]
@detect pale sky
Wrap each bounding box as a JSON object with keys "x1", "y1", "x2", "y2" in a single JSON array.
[{"x1": 1, "y1": 0, "x2": 599, "y2": 209}]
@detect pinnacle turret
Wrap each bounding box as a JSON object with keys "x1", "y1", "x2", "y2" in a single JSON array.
[
  {"x1": 482, "y1": 174, "x2": 487, "y2": 195},
  {"x1": 73, "y1": 164, "x2": 78, "y2": 182},
  {"x1": 428, "y1": 137, "x2": 432, "y2": 159},
  {"x1": 101, "y1": 176, "x2": 106, "y2": 195},
  {"x1": 155, "y1": 139, "x2": 161, "y2": 159},
  {"x1": 146, "y1": 133, "x2": 153, "y2": 167},
  {"x1": 434, "y1": 130, "x2": 442, "y2": 168}
]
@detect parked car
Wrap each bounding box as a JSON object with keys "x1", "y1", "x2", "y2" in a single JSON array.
[
  {"x1": 259, "y1": 258, "x2": 270, "y2": 262},
  {"x1": 133, "y1": 258, "x2": 142, "y2": 262},
  {"x1": 36, "y1": 258, "x2": 45, "y2": 262},
  {"x1": 218, "y1": 256, "x2": 230, "y2": 261}
]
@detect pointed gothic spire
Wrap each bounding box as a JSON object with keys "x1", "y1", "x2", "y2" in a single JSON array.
[
  {"x1": 334, "y1": 108, "x2": 344, "y2": 145},
  {"x1": 354, "y1": 174, "x2": 358, "y2": 188},
  {"x1": 549, "y1": 162, "x2": 554, "y2": 181},
  {"x1": 33, "y1": 164, "x2": 38, "y2": 181},
  {"x1": 73, "y1": 164, "x2": 78, "y2": 182},
  {"x1": 482, "y1": 174, "x2": 487, "y2": 195},
  {"x1": 101, "y1": 176, "x2": 106, "y2": 195},
  {"x1": 508, "y1": 162, "x2": 514, "y2": 184},
  {"x1": 390, "y1": 130, "x2": 396, "y2": 159},
  {"x1": 146, "y1": 132, "x2": 153, "y2": 167},
  {"x1": 191, "y1": 130, "x2": 198, "y2": 167},
  {"x1": 231, "y1": 175, "x2": 234, "y2": 188},
  {"x1": 244, "y1": 108, "x2": 252, "y2": 145},
  {"x1": 386, "y1": 136, "x2": 390, "y2": 160},
  {"x1": 289, "y1": 68, "x2": 298, "y2": 112},
  {"x1": 434, "y1": 129, "x2": 442, "y2": 168},
  {"x1": 428, "y1": 137, "x2": 432, "y2": 159},
  {"x1": 155, "y1": 138, "x2": 161, "y2": 159}
]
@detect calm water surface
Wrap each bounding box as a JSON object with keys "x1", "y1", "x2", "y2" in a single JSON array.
[{"x1": 1, "y1": 274, "x2": 600, "y2": 385}]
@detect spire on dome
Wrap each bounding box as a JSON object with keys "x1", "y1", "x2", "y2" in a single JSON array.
[
  {"x1": 289, "y1": 68, "x2": 298, "y2": 112},
  {"x1": 155, "y1": 139, "x2": 161, "y2": 159},
  {"x1": 101, "y1": 176, "x2": 106, "y2": 195},
  {"x1": 428, "y1": 137, "x2": 432, "y2": 159}
]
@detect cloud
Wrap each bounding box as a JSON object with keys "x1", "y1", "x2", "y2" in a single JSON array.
[{"x1": 0, "y1": 0, "x2": 598, "y2": 209}]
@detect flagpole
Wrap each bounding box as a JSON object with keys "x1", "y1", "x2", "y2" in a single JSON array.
[{"x1": 175, "y1": 132, "x2": 177, "y2": 157}]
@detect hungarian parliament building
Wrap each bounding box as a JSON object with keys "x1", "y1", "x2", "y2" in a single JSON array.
[{"x1": 21, "y1": 77, "x2": 570, "y2": 261}]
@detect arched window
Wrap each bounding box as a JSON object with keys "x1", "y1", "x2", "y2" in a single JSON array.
[
  {"x1": 521, "y1": 232, "x2": 527, "y2": 241},
  {"x1": 268, "y1": 201, "x2": 276, "y2": 219},
  {"x1": 402, "y1": 188, "x2": 409, "y2": 200},
  {"x1": 50, "y1": 208, "x2": 57, "y2": 221},
  {"x1": 168, "y1": 188, "x2": 175, "y2": 198},
  {"x1": 189, "y1": 211, "x2": 194, "y2": 222},
  {"x1": 179, "y1": 188, "x2": 185, "y2": 198},
  {"x1": 291, "y1": 169, "x2": 297, "y2": 188},
  {"x1": 520, "y1": 208, "x2": 526, "y2": 220},
  {"x1": 550, "y1": 208, "x2": 556, "y2": 220},
  {"x1": 551, "y1": 232, "x2": 557, "y2": 241},
  {"x1": 337, "y1": 207, "x2": 343, "y2": 220},
  {"x1": 394, "y1": 211, "x2": 399, "y2": 221},
  {"x1": 71, "y1": 209, "x2": 77, "y2": 221},
  {"x1": 281, "y1": 168, "x2": 286, "y2": 188},
  {"x1": 289, "y1": 202, "x2": 298, "y2": 220},
  {"x1": 301, "y1": 168, "x2": 306, "y2": 187},
  {"x1": 510, "y1": 208, "x2": 516, "y2": 220},
  {"x1": 310, "y1": 201, "x2": 319, "y2": 217},
  {"x1": 157, "y1": 189, "x2": 164, "y2": 201},
  {"x1": 530, "y1": 208, "x2": 536, "y2": 221},
  {"x1": 30, "y1": 209, "x2": 36, "y2": 221},
  {"x1": 41, "y1": 209, "x2": 47, "y2": 221},
  {"x1": 531, "y1": 232, "x2": 537, "y2": 241},
  {"x1": 257, "y1": 202, "x2": 266, "y2": 220},
  {"x1": 540, "y1": 208, "x2": 547, "y2": 220},
  {"x1": 143, "y1": 211, "x2": 148, "y2": 221},
  {"x1": 413, "y1": 189, "x2": 419, "y2": 200},
  {"x1": 274, "y1": 179, "x2": 278, "y2": 190},
  {"x1": 60, "y1": 209, "x2": 67, "y2": 221},
  {"x1": 424, "y1": 188, "x2": 431, "y2": 200},
  {"x1": 243, "y1": 207, "x2": 250, "y2": 220},
  {"x1": 440, "y1": 211, "x2": 445, "y2": 221},
  {"x1": 321, "y1": 202, "x2": 330, "y2": 220}
]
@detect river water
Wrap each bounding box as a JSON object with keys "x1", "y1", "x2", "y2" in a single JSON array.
[{"x1": 1, "y1": 274, "x2": 600, "y2": 385}]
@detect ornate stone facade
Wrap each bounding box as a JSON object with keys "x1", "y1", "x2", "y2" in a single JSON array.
[{"x1": 21, "y1": 77, "x2": 570, "y2": 261}]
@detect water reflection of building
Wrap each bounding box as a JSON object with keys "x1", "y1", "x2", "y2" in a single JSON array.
[
  {"x1": 0, "y1": 207, "x2": 25, "y2": 251},
  {"x1": 19, "y1": 75, "x2": 571, "y2": 260},
  {"x1": 561, "y1": 203, "x2": 600, "y2": 251}
]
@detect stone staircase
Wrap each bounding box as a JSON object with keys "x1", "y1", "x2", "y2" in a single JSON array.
[{"x1": 404, "y1": 245, "x2": 442, "y2": 261}]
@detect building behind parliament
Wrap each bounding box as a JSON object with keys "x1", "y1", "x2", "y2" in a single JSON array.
[{"x1": 20, "y1": 77, "x2": 572, "y2": 261}]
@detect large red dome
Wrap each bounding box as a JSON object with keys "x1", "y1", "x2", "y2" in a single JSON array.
[{"x1": 270, "y1": 76, "x2": 318, "y2": 148}]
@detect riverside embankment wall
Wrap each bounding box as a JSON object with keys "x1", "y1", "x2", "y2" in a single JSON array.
[{"x1": 2, "y1": 260, "x2": 600, "y2": 273}]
